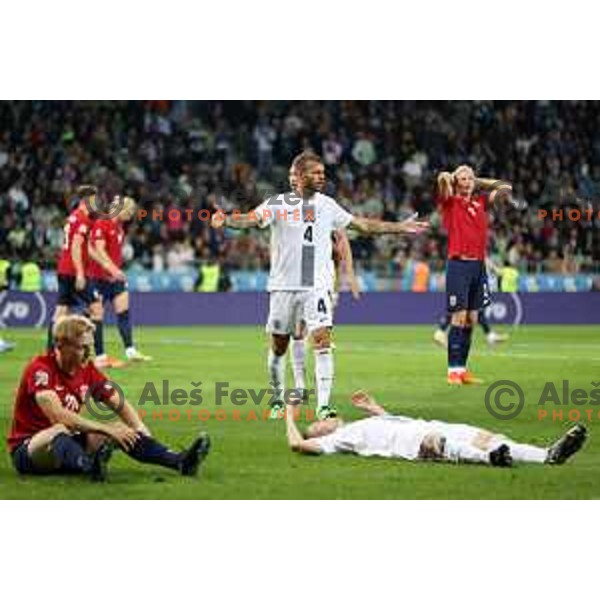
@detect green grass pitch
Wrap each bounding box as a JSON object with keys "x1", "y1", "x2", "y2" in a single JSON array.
[{"x1": 0, "y1": 324, "x2": 598, "y2": 499}]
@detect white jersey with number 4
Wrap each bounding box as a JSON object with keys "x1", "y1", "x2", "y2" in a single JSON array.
[{"x1": 255, "y1": 192, "x2": 353, "y2": 292}]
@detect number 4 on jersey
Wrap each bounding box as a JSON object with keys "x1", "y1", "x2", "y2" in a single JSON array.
[{"x1": 304, "y1": 225, "x2": 313, "y2": 243}]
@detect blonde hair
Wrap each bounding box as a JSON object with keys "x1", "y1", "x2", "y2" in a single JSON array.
[
  {"x1": 53, "y1": 315, "x2": 95, "y2": 344},
  {"x1": 452, "y1": 164, "x2": 475, "y2": 180},
  {"x1": 111, "y1": 195, "x2": 137, "y2": 217},
  {"x1": 291, "y1": 150, "x2": 322, "y2": 175},
  {"x1": 122, "y1": 195, "x2": 137, "y2": 213}
]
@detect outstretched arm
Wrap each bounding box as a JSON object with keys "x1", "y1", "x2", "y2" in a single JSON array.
[
  {"x1": 211, "y1": 210, "x2": 263, "y2": 230},
  {"x1": 351, "y1": 390, "x2": 387, "y2": 416},
  {"x1": 285, "y1": 404, "x2": 323, "y2": 454},
  {"x1": 350, "y1": 213, "x2": 429, "y2": 236}
]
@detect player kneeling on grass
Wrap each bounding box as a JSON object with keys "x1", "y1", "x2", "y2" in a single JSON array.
[
  {"x1": 285, "y1": 391, "x2": 587, "y2": 467},
  {"x1": 7, "y1": 315, "x2": 210, "y2": 481}
]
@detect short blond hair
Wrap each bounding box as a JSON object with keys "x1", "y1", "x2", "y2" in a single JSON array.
[
  {"x1": 452, "y1": 164, "x2": 475, "y2": 180},
  {"x1": 291, "y1": 150, "x2": 322, "y2": 175},
  {"x1": 53, "y1": 315, "x2": 95, "y2": 345},
  {"x1": 111, "y1": 195, "x2": 137, "y2": 217},
  {"x1": 123, "y1": 195, "x2": 137, "y2": 212}
]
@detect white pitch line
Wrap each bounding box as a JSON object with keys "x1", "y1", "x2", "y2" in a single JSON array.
[{"x1": 154, "y1": 339, "x2": 600, "y2": 361}]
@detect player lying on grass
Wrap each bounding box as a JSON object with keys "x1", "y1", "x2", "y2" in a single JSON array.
[
  {"x1": 7, "y1": 315, "x2": 210, "y2": 481},
  {"x1": 285, "y1": 390, "x2": 587, "y2": 467},
  {"x1": 212, "y1": 150, "x2": 428, "y2": 421}
]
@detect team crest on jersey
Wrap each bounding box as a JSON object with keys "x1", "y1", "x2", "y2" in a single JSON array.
[
  {"x1": 449, "y1": 295, "x2": 457, "y2": 307},
  {"x1": 34, "y1": 370, "x2": 49, "y2": 387},
  {"x1": 466, "y1": 200, "x2": 480, "y2": 217}
]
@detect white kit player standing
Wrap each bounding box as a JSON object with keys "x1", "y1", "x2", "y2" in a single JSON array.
[
  {"x1": 211, "y1": 150, "x2": 428, "y2": 420},
  {"x1": 287, "y1": 164, "x2": 360, "y2": 405}
]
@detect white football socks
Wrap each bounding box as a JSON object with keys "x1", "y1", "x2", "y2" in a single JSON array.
[
  {"x1": 268, "y1": 349, "x2": 285, "y2": 405},
  {"x1": 445, "y1": 440, "x2": 489, "y2": 464},
  {"x1": 315, "y1": 348, "x2": 334, "y2": 409},
  {"x1": 447, "y1": 438, "x2": 547, "y2": 465},
  {"x1": 290, "y1": 338, "x2": 306, "y2": 391},
  {"x1": 503, "y1": 441, "x2": 547, "y2": 464}
]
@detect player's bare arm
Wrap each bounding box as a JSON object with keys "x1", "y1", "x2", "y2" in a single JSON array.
[
  {"x1": 285, "y1": 403, "x2": 322, "y2": 454},
  {"x1": 101, "y1": 390, "x2": 151, "y2": 436},
  {"x1": 71, "y1": 233, "x2": 86, "y2": 289},
  {"x1": 485, "y1": 258, "x2": 502, "y2": 276},
  {"x1": 475, "y1": 176, "x2": 513, "y2": 203},
  {"x1": 35, "y1": 390, "x2": 139, "y2": 450},
  {"x1": 334, "y1": 229, "x2": 360, "y2": 300},
  {"x1": 437, "y1": 171, "x2": 455, "y2": 198},
  {"x1": 475, "y1": 176, "x2": 511, "y2": 190},
  {"x1": 211, "y1": 211, "x2": 262, "y2": 229},
  {"x1": 89, "y1": 238, "x2": 125, "y2": 281},
  {"x1": 351, "y1": 390, "x2": 387, "y2": 416},
  {"x1": 350, "y1": 213, "x2": 429, "y2": 236}
]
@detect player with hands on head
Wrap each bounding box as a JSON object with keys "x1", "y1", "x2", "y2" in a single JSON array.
[{"x1": 436, "y1": 165, "x2": 515, "y2": 385}]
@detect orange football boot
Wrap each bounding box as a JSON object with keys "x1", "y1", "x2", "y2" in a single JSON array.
[
  {"x1": 447, "y1": 372, "x2": 464, "y2": 385},
  {"x1": 461, "y1": 370, "x2": 483, "y2": 385}
]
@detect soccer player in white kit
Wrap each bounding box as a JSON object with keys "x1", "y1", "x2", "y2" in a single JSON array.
[
  {"x1": 211, "y1": 150, "x2": 428, "y2": 420},
  {"x1": 285, "y1": 390, "x2": 588, "y2": 466},
  {"x1": 287, "y1": 166, "x2": 360, "y2": 404}
]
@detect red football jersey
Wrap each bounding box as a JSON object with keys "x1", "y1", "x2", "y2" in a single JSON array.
[
  {"x1": 57, "y1": 208, "x2": 93, "y2": 276},
  {"x1": 7, "y1": 352, "x2": 112, "y2": 452},
  {"x1": 438, "y1": 193, "x2": 488, "y2": 260},
  {"x1": 87, "y1": 219, "x2": 124, "y2": 280}
]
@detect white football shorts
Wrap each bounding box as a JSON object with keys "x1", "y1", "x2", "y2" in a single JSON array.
[{"x1": 266, "y1": 289, "x2": 334, "y2": 335}]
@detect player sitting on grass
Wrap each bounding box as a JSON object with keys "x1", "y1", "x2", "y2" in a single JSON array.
[
  {"x1": 7, "y1": 315, "x2": 210, "y2": 481},
  {"x1": 284, "y1": 390, "x2": 587, "y2": 467}
]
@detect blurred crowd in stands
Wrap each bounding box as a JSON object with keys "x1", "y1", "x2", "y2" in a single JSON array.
[{"x1": 1, "y1": 100, "x2": 600, "y2": 284}]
